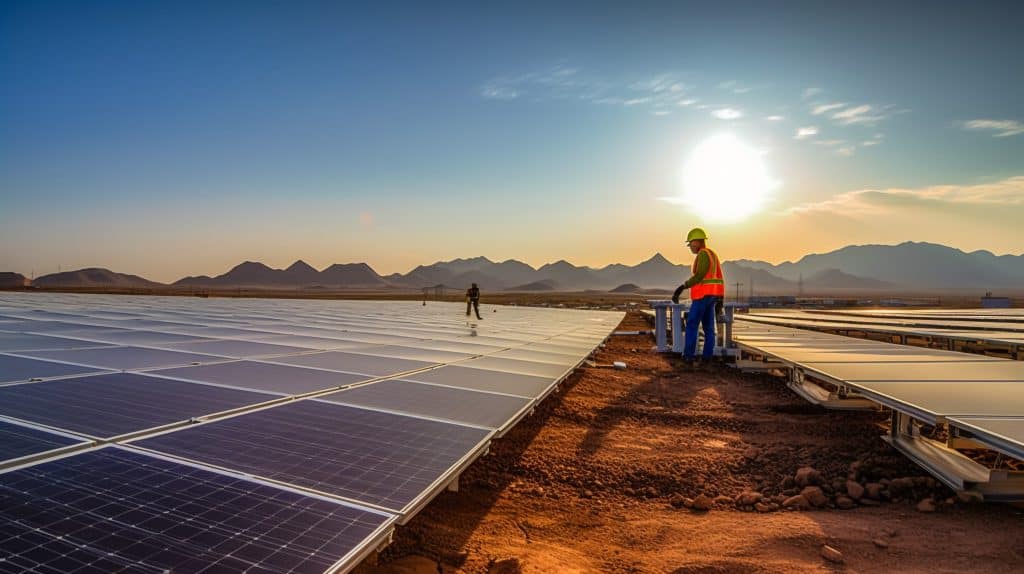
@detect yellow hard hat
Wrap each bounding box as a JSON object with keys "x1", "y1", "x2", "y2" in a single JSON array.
[{"x1": 686, "y1": 227, "x2": 709, "y2": 243}]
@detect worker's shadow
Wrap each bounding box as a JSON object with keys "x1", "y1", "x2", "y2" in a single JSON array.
[{"x1": 576, "y1": 355, "x2": 708, "y2": 458}]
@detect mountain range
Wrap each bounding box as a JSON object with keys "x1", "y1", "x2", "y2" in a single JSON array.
[{"x1": 6, "y1": 242, "x2": 1023, "y2": 294}]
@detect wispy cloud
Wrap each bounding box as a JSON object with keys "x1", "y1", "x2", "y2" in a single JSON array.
[
  {"x1": 633, "y1": 74, "x2": 689, "y2": 94},
  {"x1": 794, "y1": 126, "x2": 818, "y2": 140},
  {"x1": 802, "y1": 87, "x2": 822, "y2": 99},
  {"x1": 711, "y1": 108, "x2": 743, "y2": 120},
  {"x1": 832, "y1": 104, "x2": 888, "y2": 126},
  {"x1": 861, "y1": 133, "x2": 885, "y2": 147},
  {"x1": 962, "y1": 119, "x2": 1024, "y2": 138},
  {"x1": 480, "y1": 66, "x2": 784, "y2": 122},
  {"x1": 765, "y1": 115, "x2": 785, "y2": 121},
  {"x1": 480, "y1": 84, "x2": 519, "y2": 100},
  {"x1": 479, "y1": 65, "x2": 589, "y2": 101},
  {"x1": 812, "y1": 102, "x2": 846, "y2": 115},
  {"x1": 787, "y1": 176, "x2": 1024, "y2": 215},
  {"x1": 718, "y1": 80, "x2": 754, "y2": 94}
]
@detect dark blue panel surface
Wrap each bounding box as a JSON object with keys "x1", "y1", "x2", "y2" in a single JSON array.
[
  {"x1": 0, "y1": 354, "x2": 102, "y2": 384},
  {"x1": 136, "y1": 401, "x2": 491, "y2": 511},
  {"x1": 0, "y1": 420, "x2": 84, "y2": 463},
  {"x1": 0, "y1": 373, "x2": 273, "y2": 438},
  {"x1": 0, "y1": 448, "x2": 392, "y2": 574}
]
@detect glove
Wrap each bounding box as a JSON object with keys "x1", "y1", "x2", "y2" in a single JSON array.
[
  {"x1": 715, "y1": 299, "x2": 724, "y2": 316},
  {"x1": 671, "y1": 285, "x2": 685, "y2": 305}
]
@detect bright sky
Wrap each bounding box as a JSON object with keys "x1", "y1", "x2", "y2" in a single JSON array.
[{"x1": 2, "y1": 1, "x2": 1022, "y2": 282}]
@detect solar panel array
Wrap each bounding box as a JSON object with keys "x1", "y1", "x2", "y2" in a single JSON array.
[
  {"x1": 742, "y1": 309, "x2": 1024, "y2": 347},
  {"x1": 733, "y1": 316, "x2": 1024, "y2": 493},
  {"x1": 0, "y1": 293, "x2": 622, "y2": 572}
]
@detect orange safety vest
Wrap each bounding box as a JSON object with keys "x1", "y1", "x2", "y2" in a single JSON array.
[{"x1": 691, "y1": 247, "x2": 726, "y2": 300}]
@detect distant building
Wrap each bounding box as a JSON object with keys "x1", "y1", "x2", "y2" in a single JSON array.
[
  {"x1": 981, "y1": 292, "x2": 1012, "y2": 308},
  {"x1": 749, "y1": 295, "x2": 797, "y2": 307}
]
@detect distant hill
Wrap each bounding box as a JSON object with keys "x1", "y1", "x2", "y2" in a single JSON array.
[
  {"x1": 0, "y1": 272, "x2": 30, "y2": 288},
  {"x1": 734, "y1": 241, "x2": 1024, "y2": 289},
  {"x1": 804, "y1": 268, "x2": 893, "y2": 289},
  {"x1": 508, "y1": 279, "x2": 560, "y2": 292},
  {"x1": 609, "y1": 283, "x2": 642, "y2": 293},
  {"x1": 9, "y1": 241, "x2": 1022, "y2": 293},
  {"x1": 33, "y1": 268, "x2": 164, "y2": 288},
  {"x1": 175, "y1": 260, "x2": 388, "y2": 288}
]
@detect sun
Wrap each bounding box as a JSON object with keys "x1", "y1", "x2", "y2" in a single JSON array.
[{"x1": 678, "y1": 134, "x2": 778, "y2": 223}]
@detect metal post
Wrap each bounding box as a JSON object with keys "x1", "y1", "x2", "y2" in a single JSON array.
[
  {"x1": 723, "y1": 306, "x2": 734, "y2": 350},
  {"x1": 671, "y1": 303, "x2": 686, "y2": 353},
  {"x1": 648, "y1": 300, "x2": 671, "y2": 352}
]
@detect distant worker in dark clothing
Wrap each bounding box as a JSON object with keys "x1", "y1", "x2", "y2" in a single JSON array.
[
  {"x1": 672, "y1": 228, "x2": 725, "y2": 365},
  {"x1": 466, "y1": 283, "x2": 483, "y2": 320}
]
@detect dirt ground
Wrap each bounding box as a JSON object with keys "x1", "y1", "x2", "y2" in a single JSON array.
[{"x1": 355, "y1": 311, "x2": 1024, "y2": 574}]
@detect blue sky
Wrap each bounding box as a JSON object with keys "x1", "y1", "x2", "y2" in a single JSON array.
[{"x1": 2, "y1": 0, "x2": 1022, "y2": 281}]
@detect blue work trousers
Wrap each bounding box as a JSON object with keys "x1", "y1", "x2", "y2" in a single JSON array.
[{"x1": 684, "y1": 295, "x2": 721, "y2": 360}]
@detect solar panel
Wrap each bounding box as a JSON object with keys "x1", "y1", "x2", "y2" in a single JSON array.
[
  {"x1": 355, "y1": 345, "x2": 477, "y2": 363},
  {"x1": 848, "y1": 381, "x2": 1024, "y2": 422},
  {"x1": 802, "y1": 361, "x2": 1024, "y2": 382},
  {"x1": 133, "y1": 400, "x2": 492, "y2": 513},
  {"x1": 0, "y1": 447, "x2": 394, "y2": 574},
  {"x1": 239, "y1": 333, "x2": 377, "y2": 351},
  {"x1": 162, "y1": 339, "x2": 309, "y2": 358},
  {"x1": 320, "y1": 379, "x2": 533, "y2": 430},
  {"x1": 267, "y1": 351, "x2": 435, "y2": 377},
  {"x1": 17, "y1": 346, "x2": 230, "y2": 370},
  {"x1": 70, "y1": 329, "x2": 211, "y2": 346},
  {"x1": 403, "y1": 365, "x2": 554, "y2": 398},
  {"x1": 0, "y1": 373, "x2": 275, "y2": 438},
  {"x1": 149, "y1": 360, "x2": 370, "y2": 395},
  {"x1": 0, "y1": 333, "x2": 108, "y2": 352},
  {"x1": 0, "y1": 354, "x2": 104, "y2": 385},
  {"x1": 490, "y1": 347, "x2": 582, "y2": 366},
  {"x1": 457, "y1": 355, "x2": 572, "y2": 379},
  {"x1": 0, "y1": 420, "x2": 85, "y2": 464},
  {"x1": 948, "y1": 416, "x2": 1024, "y2": 460}
]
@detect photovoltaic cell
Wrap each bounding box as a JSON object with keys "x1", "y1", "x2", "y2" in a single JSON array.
[
  {"x1": 320, "y1": 379, "x2": 533, "y2": 430},
  {"x1": 0, "y1": 448, "x2": 393, "y2": 574},
  {"x1": 149, "y1": 360, "x2": 370, "y2": 395},
  {"x1": 0, "y1": 420, "x2": 84, "y2": 464},
  {"x1": 0, "y1": 354, "x2": 103, "y2": 384},
  {"x1": 134, "y1": 400, "x2": 492, "y2": 512},
  {"x1": 0, "y1": 373, "x2": 274, "y2": 438}
]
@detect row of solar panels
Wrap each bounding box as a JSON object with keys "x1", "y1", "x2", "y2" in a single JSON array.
[
  {"x1": 733, "y1": 319, "x2": 1024, "y2": 476},
  {"x1": 745, "y1": 310, "x2": 1024, "y2": 346},
  {"x1": 0, "y1": 294, "x2": 622, "y2": 573}
]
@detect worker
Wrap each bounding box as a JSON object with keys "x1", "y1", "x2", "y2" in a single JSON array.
[
  {"x1": 671, "y1": 228, "x2": 725, "y2": 366},
  {"x1": 466, "y1": 283, "x2": 483, "y2": 320}
]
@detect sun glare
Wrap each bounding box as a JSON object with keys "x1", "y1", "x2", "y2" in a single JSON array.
[{"x1": 679, "y1": 134, "x2": 778, "y2": 223}]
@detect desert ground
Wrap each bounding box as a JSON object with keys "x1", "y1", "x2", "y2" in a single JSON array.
[{"x1": 355, "y1": 311, "x2": 1024, "y2": 574}]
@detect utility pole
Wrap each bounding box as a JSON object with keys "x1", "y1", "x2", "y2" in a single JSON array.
[
  {"x1": 798, "y1": 273, "x2": 804, "y2": 297},
  {"x1": 733, "y1": 281, "x2": 744, "y2": 303},
  {"x1": 749, "y1": 277, "x2": 754, "y2": 302}
]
